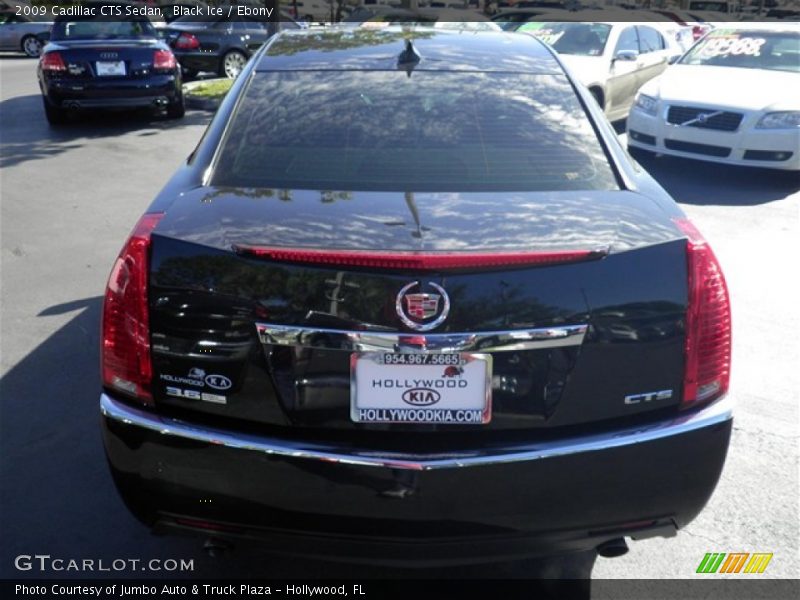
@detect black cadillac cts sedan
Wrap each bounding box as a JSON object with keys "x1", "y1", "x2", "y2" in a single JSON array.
[{"x1": 101, "y1": 28, "x2": 733, "y2": 564}]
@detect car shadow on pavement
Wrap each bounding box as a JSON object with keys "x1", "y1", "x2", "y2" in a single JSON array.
[
  {"x1": 633, "y1": 154, "x2": 799, "y2": 207},
  {"x1": 0, "y1": 94, "x2": 211, "y2": 170},
  {"x1": 0, "y1": 296, "x2": 596, "y2": 590},
  {"x1": 0, "y1": 296, "x2": 192, "y2": 576}
]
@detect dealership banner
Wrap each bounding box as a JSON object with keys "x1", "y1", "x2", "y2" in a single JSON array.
[
  {"x1": 14, "y1": 0, "x2": 799, "y2": 24},
  {"x1": 4, "y1": 579, "x2": 800, "y2": 600}
]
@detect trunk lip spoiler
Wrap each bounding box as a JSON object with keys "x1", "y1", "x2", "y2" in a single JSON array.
[
  {"x1": 255, "y1": 323, "x2": 589, "y2": 353},
  {"x1": 232, "y1": 246, "x2": 610, "y2": 271},
  {"x1": 100, "y1": 393, "x2": 732, "y2": 471}
]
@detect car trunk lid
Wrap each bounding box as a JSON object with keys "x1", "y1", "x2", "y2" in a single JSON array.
[
  {"x1": 44, "y1": 39, "x2": 163, "y2": 79},
  {"x1": 145, "y1": 187, "x2": 690, "y2": 438}
]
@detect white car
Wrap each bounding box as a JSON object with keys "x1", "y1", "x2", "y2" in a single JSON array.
[
  {"x1": 519, "y1": 16, "x2": 684, "y2": 122},
  {"x1": 628, "y1": 24, "x2": 800, "y2": 171}
]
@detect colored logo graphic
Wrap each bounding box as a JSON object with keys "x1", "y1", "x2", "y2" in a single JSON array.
[
  {"x1": 395, "y1": 281, "x2": 451, "y2": 332},
  {"x1": 405, "y1": 293, "x2": 441, "y2": 320},
  {"x1": 696, "y1": 553, "x2": 773, "y2": 574}
]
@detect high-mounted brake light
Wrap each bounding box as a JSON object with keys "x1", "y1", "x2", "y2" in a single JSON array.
[
  {"x1": 674, "y1": 218, "x2": 731, "y2": 409},
  {"x1": 232, "y1": 246, "x2": 607, "y2": 271},
  {"x1": 174, "y1": 32, "x2": 200, "y2": 50},
  {"x1": 101, "y1": 213, "x2": 164, "y2": 404},
  {"x1": 41, "y1": 52, "x2": 66, "y2": 72},
  {"x1": 153, "y1": 49, "x2": 177, "y2": 70}
]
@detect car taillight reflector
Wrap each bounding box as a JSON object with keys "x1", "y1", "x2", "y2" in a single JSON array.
[
  {"x1": 101, "y1": 213, "x2": 164, "y2": 404},
  {"x1": 175, "y1": 33, "x2": 200, "y2": 50},
  {"x1": 153, "y1": 49, "x2": 177, "y2": 70},
  {"x1": 41, "y1": 52, "x2": 66, "y2": 72},
  {"x1": 232, "y1": 246, "x2": 607, "y2": 270},
  {"x1": 674, "y1": 217, "x2": 731, "y2": 409}
]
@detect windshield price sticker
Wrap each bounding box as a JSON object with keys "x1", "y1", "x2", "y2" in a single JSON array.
[
  {"x1": 699, "y1": 36, "x2": 766, "y2": 58},
  {"x1": 527, "y1": 28, "x2": 564, "y2": 46},
  {"x1": 351, "y1": 352, "x2": 492, "y2": 425}
]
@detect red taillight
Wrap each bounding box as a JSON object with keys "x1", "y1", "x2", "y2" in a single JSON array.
[
  {"x1": 101, "y1": 213, "x2": 164, "y2": 404},
  {"x1": 674, "y1": 218, "x2": 731, "y2": 409},
  {"x1": 232, "y1": 246, "x2": 607, "y2": 270},
  {"x1": 40, "y1": 52, "x2": 66, "y2": 72},
  {"x1": 153, "y1": 49, "x2": 177, "y2": 70},
  {"x1": 174, "y1": 32, "x2": 200, "y2": 50}
]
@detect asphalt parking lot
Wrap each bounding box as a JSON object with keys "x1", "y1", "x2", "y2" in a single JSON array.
[{"x1": 1, "y1": 53, "x2": 798, "y2": 584}]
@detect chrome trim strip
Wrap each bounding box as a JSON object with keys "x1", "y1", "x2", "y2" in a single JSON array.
[
  {"x1": 680, "y1": 110, "x2": 724, "y2": 128},
  {"x1": 255, "y1": 323, "x2": 589, "y2": 354},
  {"x1": 101, "y1": 394, "x2": 732, "y2": 472}
]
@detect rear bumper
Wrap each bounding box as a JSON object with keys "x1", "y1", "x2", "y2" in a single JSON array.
[
  {"x1": 101, "y1": 393, "x2": 732, "y2": 565},
  {"x1": 41, "y1": 74, "x2": 181, "y2": 110}
]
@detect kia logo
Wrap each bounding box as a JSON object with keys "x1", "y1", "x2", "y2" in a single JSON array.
[
  {"x1": 205, "y1": 374, "x2": 232, "y2": 390},
  {"x1": 402, "y1": 388, "x2": 441, "y2": 407}
]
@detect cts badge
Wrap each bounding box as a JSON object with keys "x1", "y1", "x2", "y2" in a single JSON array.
[
  {"x1": 396, "y1": 281, "x2": 450, "y2": 332},
  {"x1": 624, "y1": 389, "x2": 673, "y2": 405}
]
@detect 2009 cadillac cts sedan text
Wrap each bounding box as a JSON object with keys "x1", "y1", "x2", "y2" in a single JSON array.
[{"x1": 100, "y1": 28, "x2": 733, "y2": 564}]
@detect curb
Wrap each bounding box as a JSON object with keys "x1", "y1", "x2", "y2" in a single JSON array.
[{"x1": 182, "y1": 78, "x2": 230, "y2": 112}]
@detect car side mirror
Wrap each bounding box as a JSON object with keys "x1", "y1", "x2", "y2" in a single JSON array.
[
  {"x1": 613, "y1": 49, "x2": 639, "y2": 63},
  {"x1": 668, "y1": 54, "x2": 680, "y2": 65}
]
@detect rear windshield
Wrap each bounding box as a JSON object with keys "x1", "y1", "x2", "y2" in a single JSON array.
[
  {"x1": 51, "y1": 18, "x2": 157, "y2": 41},
  {"x1": 212, "y1": 71, "x2": 618, "y2": 192},
  {"x1": 679, "y1": 29, "x2": 800, "y2": 73}
]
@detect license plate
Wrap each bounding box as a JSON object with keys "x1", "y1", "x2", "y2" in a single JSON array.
[
  {"x1": 96, "y1": 61, "x2": 125, "y2": 76},
  {"x1": 351, "y1": 353, "x2": 492, "y2": 425}
]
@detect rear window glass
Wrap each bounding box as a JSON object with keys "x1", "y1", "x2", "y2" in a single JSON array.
[
  {"x1": 212, "y1": 71, "x2": 618, "y2": 192},
  {"x1": 52, "y1": 18, "x2": 156, "y2": 41}
]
